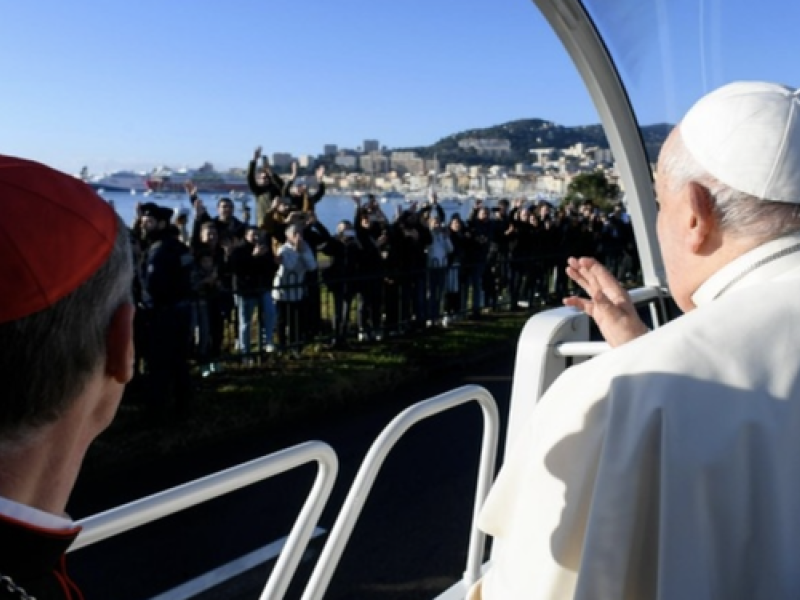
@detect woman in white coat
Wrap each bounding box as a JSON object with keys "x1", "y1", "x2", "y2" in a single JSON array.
[{"x1": 272, "y1": 224, "x2": 317, "y2": 352}]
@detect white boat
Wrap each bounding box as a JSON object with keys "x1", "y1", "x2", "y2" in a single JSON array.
[
  {"x1": 379, "y1": 190, "x2": 406, "y2": 204},
  {"x1": 86, "y1": 171, "x2": 149, "y2": 193}
]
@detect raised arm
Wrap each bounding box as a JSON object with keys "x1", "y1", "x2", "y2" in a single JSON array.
[
  {"x1": 281, "y1": 161, "x2": 299, "y2": 196},
  {"x1": 563, "y1": 256, "x2": 649, "y2": 348},
  {"x1": 308, "y1": 165, "x2": 326, "y2": 205},
  {"x1": 247, "y1": 146, "x2": 264, "y2": 195}
]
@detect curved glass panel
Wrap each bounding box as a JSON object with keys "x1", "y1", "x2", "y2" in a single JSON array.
[{"x1": 584, "y1": 0, "x2": 800, "y2": 131}]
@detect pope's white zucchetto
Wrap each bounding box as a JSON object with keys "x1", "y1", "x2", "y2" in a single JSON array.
[{"x1": 681, "y1": 81, "x2": 800, "y2": 204}]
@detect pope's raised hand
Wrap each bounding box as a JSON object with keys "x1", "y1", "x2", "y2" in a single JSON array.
[{"x1": 563, "y1": 256, "x2": 648, "y2": 348}]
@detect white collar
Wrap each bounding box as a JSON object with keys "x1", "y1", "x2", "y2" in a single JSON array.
[
  {"x1": 692, "y1": 233, "x2": 800, "y2": 307},
  {"x1": 0, "y1": 494, "x2": 75, "y2": 531}
]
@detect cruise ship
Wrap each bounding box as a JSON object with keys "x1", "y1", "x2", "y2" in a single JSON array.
[
  {"x1": 145, "y1": 162, "x2": 250, "y2": 194},
  {"x1": 84, "y1": 170, "x2": 149, "y2": 193}
]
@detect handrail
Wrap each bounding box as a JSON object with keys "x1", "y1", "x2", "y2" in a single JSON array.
[
  {"x1": 555, "y1": 340, "x2": 610, "y2": 357},
  {"x1": 301, "y1": 384, "x2": 500, "y2": 600},
  {"x1": 71, "y1": 441, "x2": 338, "y2": 600}
]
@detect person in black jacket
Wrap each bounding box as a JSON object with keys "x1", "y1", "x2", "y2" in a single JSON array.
[
  {"x1": 142, "y1": 208, "x2": 195, "y2": 418},
  {"x1": 0, "y1": 155, "x2": 135, "y2": 599},
  {"x1": 229, "y1": 226, "x2": 279, "y2": 361},
  {"x1": 248, "y1": 146, "x2": 287, "y2": 229},
  {"x1": 353, "y1": 198, "x2": 389, "y2": 340},
  {"x1": 383, "y1": 206, "x2": 433, "y2": 332},
  {"x1": 321, "y1": 220, "x2": 364, "y2": 348},
  {"x1": 464, "y1": 203, "x2": 494, "y2": 318},
  {"x1": 187, "y1": 181, "x2": 245, "y2": 246},
  {"x1": 283, "y1": 161, "x2": 327, "y2": 212}
]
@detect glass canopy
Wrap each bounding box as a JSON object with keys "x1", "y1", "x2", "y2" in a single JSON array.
[{"x1": 532, "y1": 0, "x2": 800, "y2": 288}]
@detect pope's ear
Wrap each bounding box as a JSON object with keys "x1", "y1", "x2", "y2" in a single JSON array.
[
  {"x1": 687, "y1": 182, "x2": 715, "y2": 253},
  {"x1": 106, "y1": 303, "x2": 135, "y2": 384}
]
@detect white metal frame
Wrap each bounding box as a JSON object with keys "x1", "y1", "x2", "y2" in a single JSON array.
[
  {"x1": 301, "y1": 384, "x2": 500, "y2": 600},
  {"x1": 71, "y1": 441, "x2": 338, "y2": 600},
  {"x1": 505, "y1": 285, "x2": 665, "y2": 456},
  {"x1": 530, "y1": 0, "x2": 666, "y2": 289},
  {"x1": 70, "y1": 387, "x2": 499, "y2": 600}
]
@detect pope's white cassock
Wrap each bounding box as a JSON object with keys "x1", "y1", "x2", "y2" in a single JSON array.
[{"x1": 471, "y1": 233, "x2": 800, "y2": 600}]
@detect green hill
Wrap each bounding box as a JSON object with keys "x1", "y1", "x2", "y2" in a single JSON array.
[{"x1": 395, "y1": 119, "x2": 672, "y2": 166}]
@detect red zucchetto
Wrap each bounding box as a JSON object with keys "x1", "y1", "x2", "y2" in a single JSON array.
[{"x1": 0, "y1": 154, "x2": 118, "y2": 323}]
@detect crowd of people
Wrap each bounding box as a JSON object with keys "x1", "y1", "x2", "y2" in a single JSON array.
[{"x1": 128, "y1": 145, "x2": 640, "y2": 395}]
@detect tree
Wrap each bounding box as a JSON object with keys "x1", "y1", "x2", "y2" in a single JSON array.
[{"x1": 564, "y1": 171, "x2": 620, "y2": 211}]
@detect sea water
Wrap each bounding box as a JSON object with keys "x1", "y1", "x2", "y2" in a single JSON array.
[{"x1": 100, "y1": 190, "x2": 473, "y2": 233}]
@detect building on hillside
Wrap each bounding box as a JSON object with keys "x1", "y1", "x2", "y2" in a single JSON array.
[
  {"x1": 391, "y1": 151, "x2": 425, "y2": 175},
  {"x1": 564, "y1": 143, "x2": 588, "y2": 158},
  {"x1": 593, "y1": 148, "x2": 614, "y2": 164},
  {"x1": 323, "y1": 144, "x2": 338, "y2": 156},
  {"x1": 360, "y1": 151, "x2": 389, "y2": 175},
  {"x1": 335, "y1": 154, "x2": 358, "y2": 169},
  {"x1": 435, "y1": 172, "x2": 458, "y2": 193},
  {"x1": 457, "y1": 138, "x2": 512, "y2": 157},
  {"x1": 363, "y1": 139, "x2": 380, "y2": 153},
  {"x1": 530, "y1": 148, "x2": 556, "y2": 165},
  {"x1": 444, "y1": 163, "x2": 469, "y2": 175},
  {"x1": 407, "y1": 173, "x2": 432, "y2": 190},
  {"x1": 536, "y1": 173, "x2": 569, "y2": 196}
]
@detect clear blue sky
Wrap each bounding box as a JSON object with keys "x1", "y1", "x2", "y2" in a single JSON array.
[{"x1": 3, "y1": 0, "x2": 797, "y2": 175}]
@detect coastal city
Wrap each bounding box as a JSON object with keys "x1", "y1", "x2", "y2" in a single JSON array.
[{"x1": 81, "y1": 132, "x2": 631, "y2": 204}]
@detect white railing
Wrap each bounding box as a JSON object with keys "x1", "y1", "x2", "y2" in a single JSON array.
[
  {"x1": 71, "y1": 441, "x2": 338, "y2": 600},
  {"x1": 301, "y1": 384, "x2": 500, "y2": 600},
  {"x1": 505, "y1": 284, "x2": 666, "y2": 457},
  {"x1": 481, "y1": 284, "x2": 668, "y2": 572}
]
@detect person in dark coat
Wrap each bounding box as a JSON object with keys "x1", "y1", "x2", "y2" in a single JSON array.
[
  {"x1": 247, "y1": 146, "x2": 287, "y2": 228},
  {"x1": 282, "y1": 162, "x2": 327, "y2": 212},
  {"x1": 142, "y1": 207, "x2": 195, "y2": 418},
  {"x1": 229, "y1": 226, "x2": 279, "y2": 359},
  {"x1": 320, "y1": 220, "x2": 364, "y2": 348},
  {"x1": 353, "y1": 199, "x2": 388, "y2": 339},
  {"x1": 0, "y1": 155, "x2": 135, "y2": 599},
  {"x1": 383, "y1": 207, "x2": 433, "y2": 332},
  {"x1": 188, "y1": 182, "x2": 245, "y2": 246},
  {"x1": 464, "y1": 203, "x2": 494, "y2": 318}
]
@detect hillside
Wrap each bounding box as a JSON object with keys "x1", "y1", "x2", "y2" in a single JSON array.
[{"x1": 395, "y1": 118, "x2": 672, "y2": 165}]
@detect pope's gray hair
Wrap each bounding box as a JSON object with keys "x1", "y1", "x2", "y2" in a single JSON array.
[
  {"x1": 660, "y1": 129, "x2": 800, "y2": 241},
  {"x1": 0, "y1": 215, "x2": 133, "y2": 443}
]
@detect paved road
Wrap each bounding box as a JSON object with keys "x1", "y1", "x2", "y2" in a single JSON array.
[{"x1": 67, "y1": 346, "x2": 518, "y2": 600}]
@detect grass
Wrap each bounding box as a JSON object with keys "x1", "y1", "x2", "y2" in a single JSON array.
[{"x1": 83, "y1": 310, "x2": 532, "y2": 476}]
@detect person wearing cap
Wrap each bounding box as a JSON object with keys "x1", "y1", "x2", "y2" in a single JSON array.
[
  {"x1": 469, "y1": 81, "x2": 800, "y2": 600},
  {"x1": 0, "y1": 155, "x2": 134, "y2": 599},
  {"x1": 142, "y1": 204, "x2": 195, "y2": 419}
]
